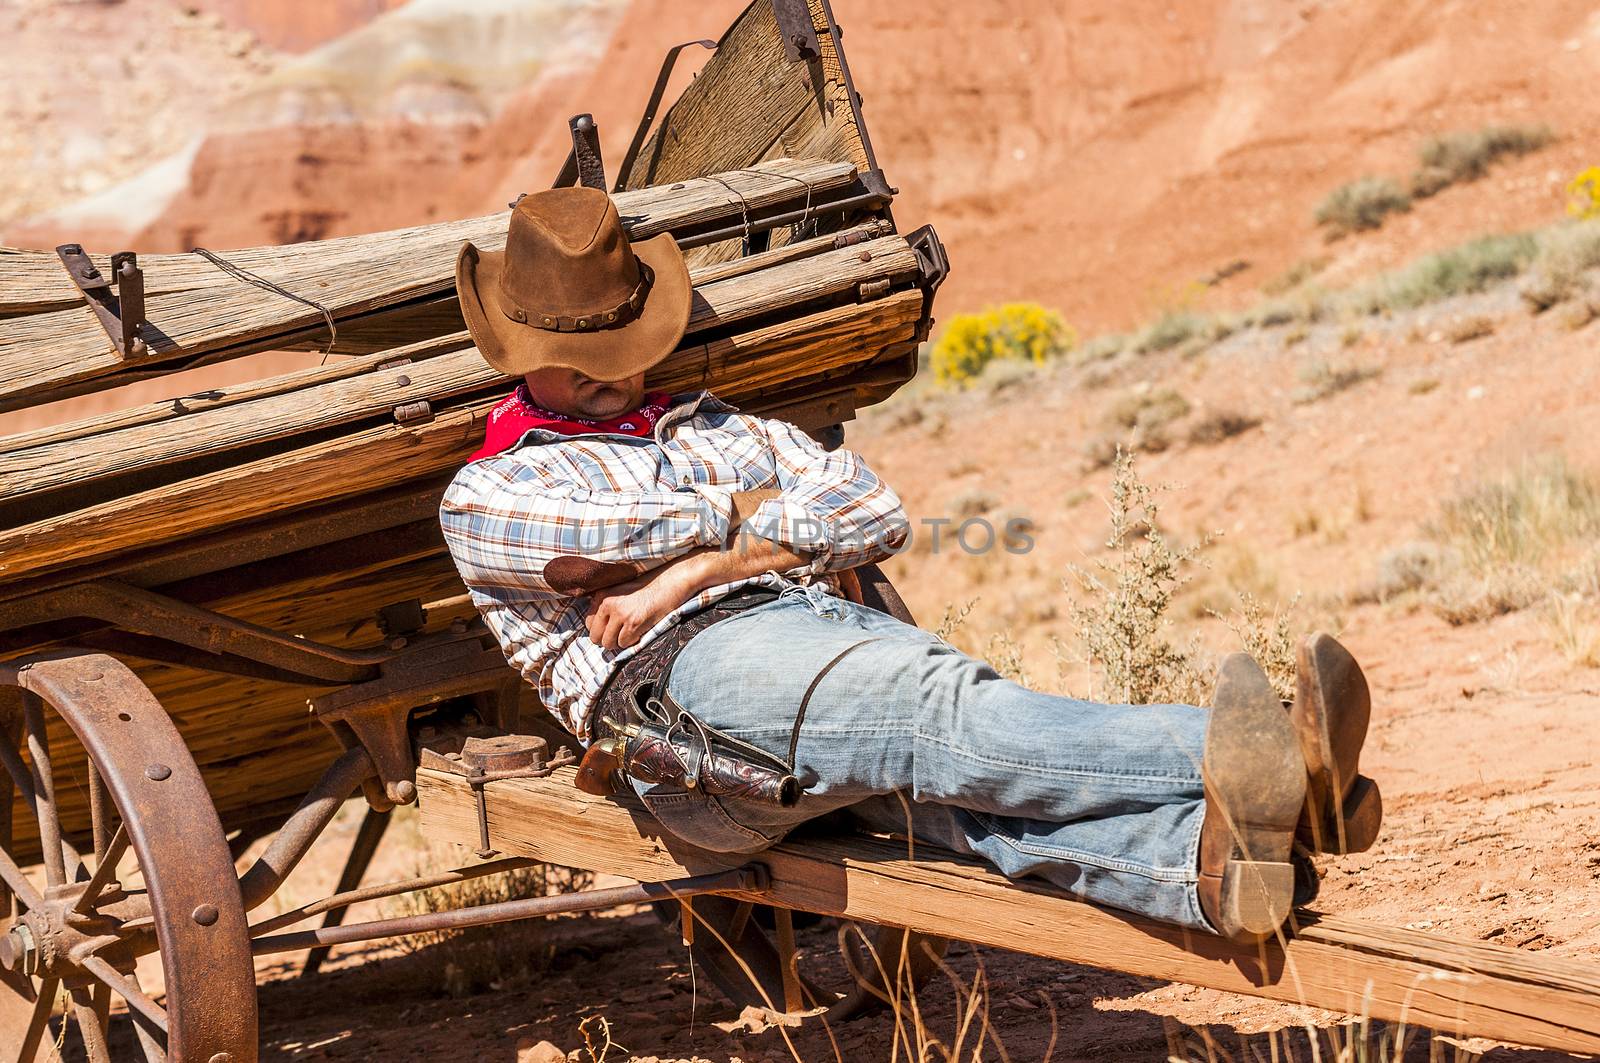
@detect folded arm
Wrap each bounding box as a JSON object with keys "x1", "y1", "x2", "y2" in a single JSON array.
[
  {"x1": 741, "y1": 417, "x2": 908, "y2": 573},
  {"x1": 439, "y1": 460, "x2": 735, "y2": 596}
]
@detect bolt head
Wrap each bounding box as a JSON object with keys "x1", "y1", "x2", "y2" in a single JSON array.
[
  {"x1": 192, "y1": 904, "x2": 219, "y2": 926},
  {"x1": 393, "y1": 779, "x2": 417, "y2": 804},
  {"x1": 0, "y1": 929, "x2": 21, "y2": 971},
  {"x1": 210, "y1": 1054, "x2": 234, "y2": 1063},
  {"x1": 145, "y1": 763, "x2": 172, "y2": 781}
]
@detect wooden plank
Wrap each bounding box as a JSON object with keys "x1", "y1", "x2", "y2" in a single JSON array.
[
  {"x1": 0, "y1": 291, "x2": 922, "y2": 580},
  {"x1": 416, "y1": 767, "x2": 1600, "y2": 1055},
  {"x1": 0, "y1": 238, "x2": 916, "y2": 506},
  {"x1": 621, "y1": 1, "x2": 814, "y2": 192},
  {"x1": 0, "y1": 158, "x2": 857, "y2": 409}
]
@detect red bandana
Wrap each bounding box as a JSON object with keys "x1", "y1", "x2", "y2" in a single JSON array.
[{"x1": 470, "y1": 385, "x2": 673, "y2": 460}]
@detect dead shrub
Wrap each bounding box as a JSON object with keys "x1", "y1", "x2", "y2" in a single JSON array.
[
  {"x1": 1213, "y1": 591, "x2": 1301, "y2": 703},
  {"x1": 1446, "y1": 315, "x2": 1495, "y2": 343},
  {"x1": 1186, "y1": 408, "x2": 1262, "y2": 447},
  {"x1": 1064, "y1": 452, "x2": 1212, "y2": 705},
  {"x1": 389, "y1": 863, "x2": 596, "y2": 997},
  {"x1": 1378, "y1": 456, "x2": 1600, "y2": 624},
  {"x1": 1293, "y1": 359, "x2": 1382, "y2": 404},
  {"x1": 1315, "y1": 176, "x2": 1411, "y2": 238}
]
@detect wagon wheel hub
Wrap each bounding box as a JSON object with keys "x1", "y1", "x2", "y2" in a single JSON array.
[{"x1": 4, "y1": 886, "x2": 139, "y2": 983}]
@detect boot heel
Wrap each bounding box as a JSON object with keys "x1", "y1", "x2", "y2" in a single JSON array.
[
  {"x1": 1330, "y1": 775, "x2": 1382, "y2": 854},
  {"x1": 1219, "y1": 859, "x2": 1296, "y2": 940}
]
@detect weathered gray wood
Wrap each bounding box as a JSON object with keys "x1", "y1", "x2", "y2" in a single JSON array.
[
  {"x1": 0, "y1": 236, "x2": 917, "y2": 503},
  {"x1": 417, "y1": 766, "x2": 1600, "y2": 1056},
  {"x1": 0, "y1": 158, "x2": 858, "y2": 409},
  {"x1": 0, "y1": 290, "x2": 922, "y2": 580}
]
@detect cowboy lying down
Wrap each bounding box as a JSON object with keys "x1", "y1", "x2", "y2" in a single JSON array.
[{"x1": 439, "y1": 186, "x2": 1383, "y2": 943}]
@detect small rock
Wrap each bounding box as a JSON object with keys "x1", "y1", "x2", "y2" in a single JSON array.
[{"x1": 515, "y1": 1039, "x2": 568, "y2": 1063}]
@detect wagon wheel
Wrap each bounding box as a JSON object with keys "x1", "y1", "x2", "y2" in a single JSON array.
[
  {"x1": 0, "y1": 652, "x2": 257, "y2": 1062},
  {"x1": 658, "y1": 564, "x2": 948, "y2": 1018}
]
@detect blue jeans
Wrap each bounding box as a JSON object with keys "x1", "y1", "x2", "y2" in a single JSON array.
[{"x1": 630, "y1": 587, "x2": 1213, "y2": 931}]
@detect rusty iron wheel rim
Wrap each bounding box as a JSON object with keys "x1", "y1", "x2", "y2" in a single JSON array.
[{"x1": 0, "y1": 651, "x2": 257, "y2": 1062}]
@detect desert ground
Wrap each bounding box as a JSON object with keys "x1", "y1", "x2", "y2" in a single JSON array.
[{"x1": 4, "y1": 0, "x2": 1600, "y2": 1060}]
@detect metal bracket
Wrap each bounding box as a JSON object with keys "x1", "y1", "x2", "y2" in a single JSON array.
[
  {"x1": 310, "y1": 633, "x2": 524, "y2": 807},
  {"x1": 55, "y1": 244, "x2": 148, "y2": 358},
  {"x1": 771, "y1": 0, "x2": 821, "y2": 62},
  {"x1": 553, "y1": 113, "x2": 607, "y2": 191},
  {"x1": 419, "y1": 734, "x2": 577, "y2": 857},
  {"x1": 614, "y1": 38, "x2": 717, "y2": 192},
  {"x1": 392, "y1": 399, "x2": 433, "y2": 426},
  {"x1": 905, "y1": 223, "x2": 950, "y2": 342}
]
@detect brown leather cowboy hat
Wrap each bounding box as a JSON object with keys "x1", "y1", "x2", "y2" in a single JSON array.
[{"x1": 455, "y1": 186, "x2": 691, "y2": 381}]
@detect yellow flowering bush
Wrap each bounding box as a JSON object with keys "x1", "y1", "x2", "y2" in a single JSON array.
[
  {"x1": 930, "y1": 302, "x2": 1076, "y2": 386},
  {"x1": 1568, "y1": 167, "x2": 1600, "y2": 221}
]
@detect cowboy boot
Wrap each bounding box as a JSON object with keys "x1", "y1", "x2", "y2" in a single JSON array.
[
  {"x1": 1291, "y1": 633, "x2": 1383, "y2": 855},
  {"x1": 1197, "y1": 653, "x2": 1307, "y2": 942}
]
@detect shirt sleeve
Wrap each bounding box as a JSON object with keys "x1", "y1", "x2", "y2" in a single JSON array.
[
  {"x1": 741, "y1": 416, "x2": 909, "y2": 574},
  {"x1": 439, "y1": 458, "x2": 733, "y2": 595}
]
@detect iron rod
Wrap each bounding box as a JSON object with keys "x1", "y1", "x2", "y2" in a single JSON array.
[
  {"x1": 298, "y1": 805, "x2": 391, "y2": 978},
  {"x1": 87, "y1": 761, "x2": 113, "y2": 861},
  {"x1": 73, "y1": 824, "x2": 129, "y2": 914},
  {"x1": 126, "y1": 970, "x2": 167, "y2": 1063},
  {"x1": 20, "y1": 976, "x2": 60, "y2": 1062},
  {"x1": 0, "y1": 842, "x2": 44, "y2": 912},
  {"x1": 237, "y1": 747, "x2": 374, "y2": 912},
  {"x1": 21, "y1": 692, "x2": 65, "y2": 888},
  {"x1": 69, "y1": 985, "x2": 112, "y2": 1063},
  {"x1": 251, "y1": 856, "x2": 537, "y2": 938},
  {"x1": 81, "y1": 954, "x2": 169, "y2": 1036},
  {"x1": 251, "y1": 865, "x2": 765, "y2": 957}
]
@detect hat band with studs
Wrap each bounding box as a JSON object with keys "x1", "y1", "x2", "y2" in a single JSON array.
[{"x1": 501, "y1": 259, "x2": 655, "y2": 333}]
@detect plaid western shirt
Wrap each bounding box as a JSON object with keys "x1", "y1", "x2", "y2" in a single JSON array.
[{"x1": 439, "y1": 391, "x2": 907, "y2": 738}]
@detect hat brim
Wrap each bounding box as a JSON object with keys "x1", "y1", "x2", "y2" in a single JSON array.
[{"x1": 455, "y1": 231, "x2": 691, "y2": 383}]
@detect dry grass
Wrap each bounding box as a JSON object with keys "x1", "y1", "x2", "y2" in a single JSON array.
[
  {"x1": 1410, "y1": 124, "x2": 1555, "y2": 199},
  {"x1": 1293, "y1": 359, "x2": 1382, "y2": 405},
  {"x1": 1315, "y1": 176, "x2": 1412, "y2": 238},
  {"x1": 1186, "y1": 408, "x2": 1261, "y2": 447},
  {"x1": 387, "y1": 861, "x2": 596, "y2": 997},
  {"x1": 1370, "y1": 456, "x2": 1600, "y2": 625}
]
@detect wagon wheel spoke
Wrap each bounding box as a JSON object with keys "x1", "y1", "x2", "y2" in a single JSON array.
[
  {"x1": 20, "y1": 695, "x2": 66, "y2": 889},
  {"x1": 11, "y1": 976, "x2": 58, "y2": 1063},
  {"x1": 81, "y1": 954, "x2": 169, "y2": 1039},
  {"x1": 0, "y1": 847, "x2": 43, "y2": 914},
  {"x1": 0, "y1": 717, "x2": 81, "y2": 890},
  {"x1": 72, "y1": 824, "x2": 128, "y2": 915},
  {"x1": 69, "y1": 984, "x2": 112, "y2": 1063},
  {"x1": 126, "y1": 970, "x2": 168, "y2": 1063}
]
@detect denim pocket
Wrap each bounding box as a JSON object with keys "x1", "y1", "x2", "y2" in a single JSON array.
[{"x1": 635, "y1": 781, "x2": 781, "y2": 855}]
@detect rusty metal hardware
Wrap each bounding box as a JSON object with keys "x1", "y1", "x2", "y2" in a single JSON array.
[
  {"x1": 858, "y1": 277, "x2": 892, "y2": 302},
  {"x1": 311, "y1": 632, "x2": 524, "y2": 807},
  {"x1": 6, "y1": 580, "x2": 387, "y2": 686},
  {"x1": 832, "y1": 219, "x2": 893, "y2": 249},
  {"x1": 393, "y1": 399, "x2": 434, "y2": 425},
  {"x1": 236, "y1": 747, "x2": 376, "y2": 912},
  {"x1": 421, "y1": 733, "x2": 577, "y2": 858},
  {"x1": 672, "y1": 176, "x2": 894, "y2": 251},
  {"x1": 906, "y1": 223, "x2": 950, "y2": 342},
  {"x1": 250, "y1": 864, "x2": 768, "y2": 957},
  {"x1": 614, "y1": 38, "x2": 717, "y2": 192},
  {"x1": 54, "y1": 244, "x2": 148, "y2": 358},
  {"x1": 377, "y1": 598, "x2": 426, "y2": 640},
  {"x1": 553, "y1": 112, "x2": 607, "y2": 191},
  {"x1": 771, "y1": 0, "x2": 821, "y2": 62}
]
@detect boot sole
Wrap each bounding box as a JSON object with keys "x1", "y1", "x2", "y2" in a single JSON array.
[
  {"x1": 1297, "y1": 634, "x2": 1381, "y2": 854},
  {"x1": 1204, "y1": 655, "x2": 1307, "y2": 941}
]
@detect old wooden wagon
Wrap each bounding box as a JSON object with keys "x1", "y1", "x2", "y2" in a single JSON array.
[{"x1": 1, "y1": 2, "x2": 1598, "y2": 1060}]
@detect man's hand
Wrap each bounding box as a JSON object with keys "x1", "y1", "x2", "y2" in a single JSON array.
[
  {"x1": 584, "y1": 563, "x2": 695, "y2": 651},
  {"x1": 581, "y1": 488, "x2": 811, "y2": 652}
]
